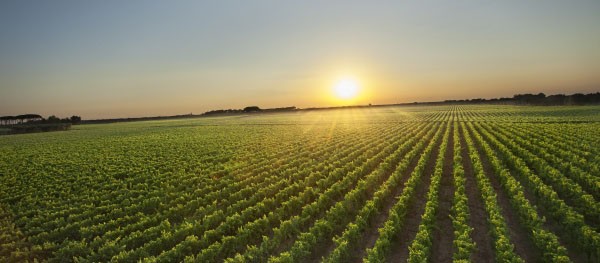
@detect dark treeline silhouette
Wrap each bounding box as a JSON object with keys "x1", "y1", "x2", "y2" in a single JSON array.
[
  {"x1": 2, "y1": 92, "x2": 597, "y2": 129},
  {"x1": 0, "y1": 114, "x2": 43, "y2": 125},
  {"x1": 0, "y1": 114, "x2": 81, "y2": 135},
  {"x1": 202, "y1": 109, "x2": 244, "y2": 115},
  {"x1": 83, "y1": 106, "x2": 296, "y2": 124},
  {"x1": 203, "y1": 106, "x2": 297, "y2": 116},
  {"x1": 45, "y1": 115, "x2": 82, "y2": 124},
  {"x1": 444, "y1": 92, "x2": 600, "y2": 105},
  {"x1": 6, "y1": 123, "x2": 72, "y2": 135},
  {"x1": 80, "y1": 92, "x2": 600, "y2": 123},
  {"x1": 243, "y1": 106, "x2": 261, "y2": 112},
  {"x1": 81, "y1": 113, "x2": 196, "y2": 124},
  {"x1": 263, "y1": 106, "x2": 297, "y2": 112},
  {"x1": 0, "y1": 114, "x2": 81, "y2": 126}
]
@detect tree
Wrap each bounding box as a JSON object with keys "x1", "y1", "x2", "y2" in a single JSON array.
[
  {"x1": 47, "y1": 115, "x2": 60, "y2": 123},
  {"x1": 243, "y1": 106, "x2": 261, "y2": 112},
  {"x1": 70, "y1": 116, "x2": 82, "y2": 124}
]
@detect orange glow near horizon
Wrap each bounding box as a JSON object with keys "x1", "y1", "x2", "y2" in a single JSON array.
[{"x1": 1, "y1": 2, "x2": 599, "y2": 119}]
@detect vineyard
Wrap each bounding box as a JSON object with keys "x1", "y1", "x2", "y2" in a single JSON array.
[{"x1": 1, "y1": 105, "x2": 599, "y2": 263}]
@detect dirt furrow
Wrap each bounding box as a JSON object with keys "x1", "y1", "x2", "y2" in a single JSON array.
[
  {"x1": 343, "y1": 131, "x2": 436, "y2": 263},
  {"x1": 472, "y1": 126, "x2": 540, "y2": 262},
  {"x1": 387, "y1": 125, "x2": 446, "y2": 262},
  {"x1": 458, "y1": 126, "x2": 494, "y2": 262},
  {"x1": 430, "y1": 122, "x2": 455, "y2": 262}
]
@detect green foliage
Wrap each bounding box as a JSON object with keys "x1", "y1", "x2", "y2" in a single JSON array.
[
  {"x1": 0, "y1": 105, "x2": 599, "y2": 262},
  {"x1": 450, "y1": 122, "x2": 475, "y2": 262},
  {"x1": 406, "y1": 121, "x2": 450, "y2": 263}
]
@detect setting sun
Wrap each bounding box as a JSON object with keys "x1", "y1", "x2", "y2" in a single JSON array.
[{"x1": 334, "y1": 77, "x2": 360, "y2": 100}]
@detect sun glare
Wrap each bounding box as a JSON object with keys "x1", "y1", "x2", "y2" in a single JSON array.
[{"x1": 334, "y1": 77, "x2": 360, "y2": 100}]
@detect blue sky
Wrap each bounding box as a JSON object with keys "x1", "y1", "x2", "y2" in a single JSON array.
[{"x1": 1, "y1": 1, "x2": 599, "y2": 118}]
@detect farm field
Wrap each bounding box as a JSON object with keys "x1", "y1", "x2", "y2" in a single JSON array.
[{"x1": 1, "y1": 105, "x2": 599, "y2": 262}]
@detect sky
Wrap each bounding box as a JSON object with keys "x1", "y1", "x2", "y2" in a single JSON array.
[{"x1": 1, "y1": 1, "x2": 599, "y2": 119}]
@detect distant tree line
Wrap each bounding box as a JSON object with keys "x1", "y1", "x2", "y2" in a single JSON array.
[
  {"x1": 443, "y1": 92, "x2": 600, "y2": 106},
  {"x1": 203, "y1": 109, "x2": 245, "y2": 115},
  {"x1": 3, "y1": 91, "x2": 597, "y2": 128},
  {"x1": 46, "y1": 115, "x2": 82, "y2": 124},
  {"x1": 203, "y1": 106, "x2": 297, "y2": 116},
  {"x1": 0, "y1": 114, "x2": 43, "y2": 125},
  {"x1": 0, "y1": 114, "x2": 81, "y2": 126},
  {"x1": 0, "y1": 114, "x2": 80, "y2": 135},
  {"x1": 81, "y1": 113, "x2": 195, "y2": 124}
]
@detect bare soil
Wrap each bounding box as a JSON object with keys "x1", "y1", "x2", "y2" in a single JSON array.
[
  {"x1": 477, "y1": 124, "x2": 591, "y2": 262},
  {"x1": 458, "y1": 127, "x2": 494, "y2": 262},
  {"x1": 386, "y1": 126, "x2": 445, "y2": 262},
  {"x1": 306, "y1": 127, "x2": 434, "y2": 262},
  {"x1": 472, "y1": 127, "x2": 541, "y2": 262},
  {"x1": 430, "y1": 123, "x2": 455, "y2": 263},
  {"x1": 536, "y1": 205, "x2": 592, "y2": 262},
  {"x1": 482, "y1": 123, "x2": 599, "y2": 229},
  {"x1": 344, "y1": 128, "x2": 438, "y2": 263}
]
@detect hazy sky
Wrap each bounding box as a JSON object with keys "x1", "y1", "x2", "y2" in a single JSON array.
[{"x1": 1, "y1": 1, "x2": 599, "y2": 119}]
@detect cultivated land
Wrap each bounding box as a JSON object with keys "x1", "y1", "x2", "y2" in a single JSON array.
[{"x1": 1, "y1": 105, "x2": 599, "y2": 262}]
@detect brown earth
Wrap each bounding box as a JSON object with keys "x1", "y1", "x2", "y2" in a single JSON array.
[
  {"x1": 344, "y1": 126, "x2": 441, "y2": 263},
  {"x1": 386, "y1": 125, "x2": 446, "y2": 262},
  {"x1": 430, "y1": 123, "x2": 455, "y2": 263},
  {"x1": 470, "y1": 125, "x2": 541, "y2": 262},
  {"x1": 458, "y1": 126, "x2": 494, "y2": 262}
]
